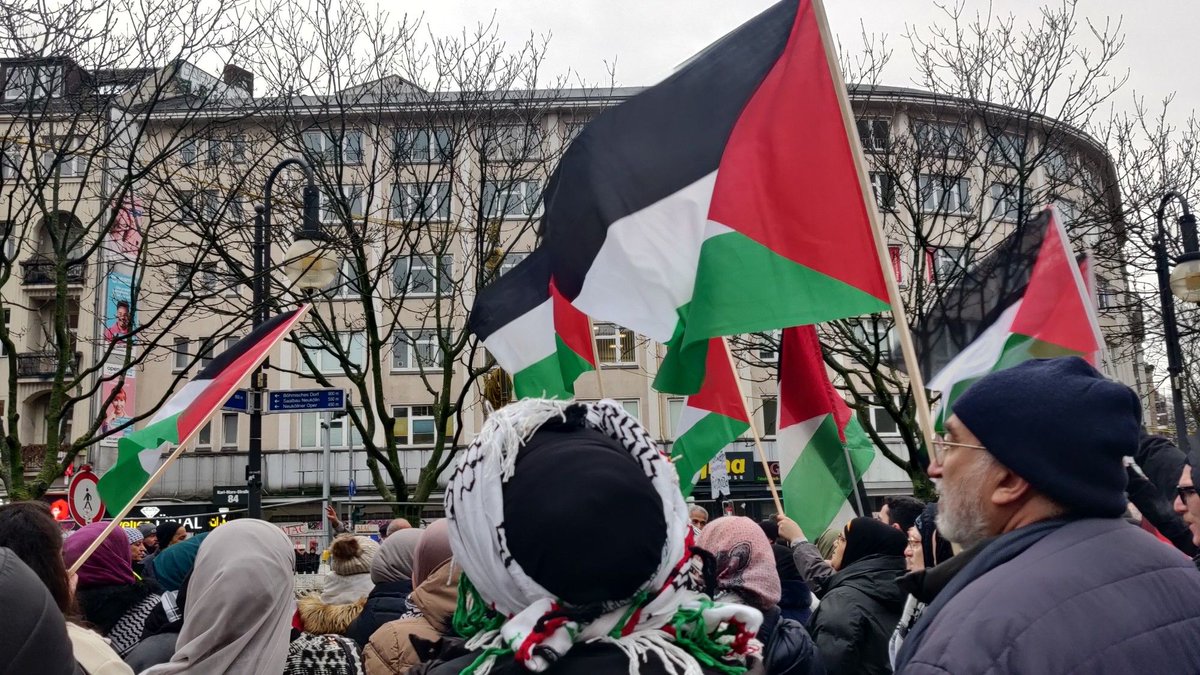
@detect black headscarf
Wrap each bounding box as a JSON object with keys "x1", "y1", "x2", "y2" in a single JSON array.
[
  {"x1": 840, "y1": 517, "x2": 906, "y2": 569},
  {"x1": 502, "y1": 412, "x2": 667, "y2": 606},
  {"x1": 155, "y1": 521, "x2": 184, "y2": 550}
]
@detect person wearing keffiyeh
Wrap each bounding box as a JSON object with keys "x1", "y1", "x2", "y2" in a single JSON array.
[{"x1": 419, "y1": 398, "x2": 764, "y2": 675}]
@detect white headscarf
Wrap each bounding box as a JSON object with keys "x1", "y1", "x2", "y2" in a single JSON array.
[
  {"x1": 446, "y1": 399, "x2": 762, "y2": 674},
  {"x1": 142, "y1": 519, "x2": 296, "y2": 675}
]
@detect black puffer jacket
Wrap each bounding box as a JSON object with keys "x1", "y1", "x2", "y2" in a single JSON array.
[
  {"x1": 344, "y1": 579, "x2": 413, "y2": 647},
  {"x1": 757, "y1": 606, "x2": 825, "y2": 675},
  {"x1": 807, "y1": 554, "x2": 905, "y2": 675},
  {"x1": 416, "y1": 641, "x2": 739, "y2": 675}
]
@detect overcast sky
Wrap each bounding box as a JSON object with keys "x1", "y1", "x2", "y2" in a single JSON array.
[{"x1": 408, "y1": 0, "x2": 1198, "y2": 122}]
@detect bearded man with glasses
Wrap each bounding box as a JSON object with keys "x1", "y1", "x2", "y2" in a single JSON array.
[{"x1": 891, "y1": 357, "x2": 1200, "y2": 674}]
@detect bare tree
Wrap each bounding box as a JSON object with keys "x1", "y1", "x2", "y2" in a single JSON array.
[
  {"x1": 0, "y1": 0, "x2": 277, "y2": 498},
  {"x1": 244, "y1": 0, "x2": 602, "y2": 513}
]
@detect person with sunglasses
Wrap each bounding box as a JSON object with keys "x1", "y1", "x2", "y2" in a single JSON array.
[{"x1": 892, "y1": 357, "x2": 1200, "y2": 674}]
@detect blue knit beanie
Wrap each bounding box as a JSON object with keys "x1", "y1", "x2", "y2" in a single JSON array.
[{"x1": 952, "y1": 357, "x2": 1138, "y2": 518}]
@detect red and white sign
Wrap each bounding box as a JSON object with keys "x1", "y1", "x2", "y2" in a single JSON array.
[{"x1": 68, "y1": 467, "x2": 105, "y2": 527}]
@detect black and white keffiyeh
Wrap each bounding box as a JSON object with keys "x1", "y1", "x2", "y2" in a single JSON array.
[{"x1": 446, "y1": 398, "x2": 762, "y2": 674}]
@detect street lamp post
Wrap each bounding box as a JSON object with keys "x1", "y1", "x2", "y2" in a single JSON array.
[
  {"x1": 247, "y1": 158, "x2": 339, "y2": 520},
  {"x1": 1154, "y1": 191, "x2": 1200, "y2": 455}
]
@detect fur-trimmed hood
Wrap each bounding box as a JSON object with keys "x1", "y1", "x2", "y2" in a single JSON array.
[{"x1": 297, "y1": 593, "x2": 367, "y2": 635}]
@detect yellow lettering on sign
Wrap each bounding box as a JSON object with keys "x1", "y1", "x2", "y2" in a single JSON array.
[{"x1": 730, "y1": 459, "x2": 746, "y2": 475}]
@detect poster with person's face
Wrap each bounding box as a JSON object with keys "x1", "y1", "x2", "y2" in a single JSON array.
[
  {"x1": 107, "y1": 197, "x2": 143, "y2": 260},
  {"x1": 99, "y1": 369, "x2": 136, "y2": 447},
  {"x1": 104, "y1": 269, "x2": 135, "y2": 346}
]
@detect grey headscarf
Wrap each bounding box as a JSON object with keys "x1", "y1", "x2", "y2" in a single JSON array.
[
  {"x1": 371, "y1": 528, "x2": 421, "y2": 584},
  {"x1": 142, "y1": 519, "x2": 295, "y2": 675}
]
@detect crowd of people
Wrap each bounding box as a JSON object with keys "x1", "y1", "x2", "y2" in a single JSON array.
[{"x1": 3, "y1": 356, "x2": 1200, "y2": 674}]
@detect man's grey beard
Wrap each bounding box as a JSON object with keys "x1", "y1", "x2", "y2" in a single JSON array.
[{"x1": 936, "y1": 455, "x2": 996, "y2": 549}]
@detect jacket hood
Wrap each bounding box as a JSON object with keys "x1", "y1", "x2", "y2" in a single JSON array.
[
  {"x1": 0, "y1": 548, "x2": 78, "y2": 675},
  {"x1": 409, "y1": 559, "x2": 461, "y2": 634},
  {"x1": 827, "y1": 553, "x2": 906, "y2": 608},
  {"x1": 297, "y1": 593, "x2": 367, "y2": 635}
]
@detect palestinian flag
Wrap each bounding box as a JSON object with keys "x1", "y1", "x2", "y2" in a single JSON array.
[
  {"x1": 97, "y1": 306, "x2": 310, "y2": 513},
  {"x1": 540, "y1": 0, "x2": 889, "y2": 396},
  {"x1": 909, "y1": 207, "x2": 1103, "y2": 429},
  {"x1": 778, "y1": 325, "x2": 874, "y2": 540},
  {"x1": 671, "y1": 338, "x2": 750, "y2": 496},
  {"x1": 468, "y1": 249, "x2": 595, "y2": 400}
]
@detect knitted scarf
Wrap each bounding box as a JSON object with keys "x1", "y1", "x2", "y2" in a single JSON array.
[{"x1": 446, "y1": 399, "x2": 762, "y2": 675}]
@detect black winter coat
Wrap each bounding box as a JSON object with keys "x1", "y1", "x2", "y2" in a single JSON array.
[
  {"x1": 344, "y1": 579, "x2": 413, "y2": 647},
  {"x1": 778, "y1": 579, "x2": 814, "y2": 625},
  {"x1": 807, "y1": 554, "x2": 905, "y2": 675},
  {"x1": 758, "y1": 606, "x2": 825, "y2": 675}
]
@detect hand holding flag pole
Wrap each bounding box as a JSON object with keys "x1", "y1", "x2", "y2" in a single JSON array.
[
  {"x1": 67, "y1": 304, "x2": 313, "y2": 575},
  {"x1": 812, "y1": 0, "x2": 940, "y2": 463}
]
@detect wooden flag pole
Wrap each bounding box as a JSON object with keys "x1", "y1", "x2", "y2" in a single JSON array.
[
  {"x1": 812, "y1": 0, "x2": 941, "y2": 464},
  {"x1": 67, "y1": 440, "x2": 191, "y2": 575},
  {"x1": 719, "y1": 336, "x2": 785, "y2": 514},
  {"x1": 67, "y1": 304, "x2": 313, "y2": 574},
  {"x1": 587, "y1": 317, "x2": 608, "y2": 399}
]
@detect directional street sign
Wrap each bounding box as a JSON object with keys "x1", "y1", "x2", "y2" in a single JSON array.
[
  {"x1": 222, "y1": 389, "x2": 250, "y2": 413},
  {"x1": 68, "y1": 467, "x2": 105, "y2": 527},
  {"x1": 264, "y1": 388, "x2": 348, "y2": 414},
  {"x1": 213, "y1": 485, "x2": 250, "y2": 507}
]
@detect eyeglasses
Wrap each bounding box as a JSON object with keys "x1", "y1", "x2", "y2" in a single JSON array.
[
  {"x1": 905, "y1": 538, "x2": 921, "y2": 550},
  {"x1": 1176, "y1": 485, "x2": 1198, "y2": 502},
  {"x1": 933, "y1": 435, "x2": 987, "y2": 455}
]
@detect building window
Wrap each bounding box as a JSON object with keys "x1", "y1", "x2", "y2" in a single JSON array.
[
  {"x1": 856, "y1": 118, "x2": 890, "y2": 153},
  {"x1": 0, "y1": 143, "x2": 20, "y2": 181},
  {"x1": 888, "y1": 244, "x2": 904, "y2": 285},
  {"x1": 392, "y1": 330, "x2": 444, "y2": 371},
  {"x1": 393, "y1": 127, "x2": 453, "y2": 163},
  {"x1": 393, "y1": 254, "x2": 452, "y2": 297},
  {"x1": 172, "y1": 337, "x2": 189, "y2": 372},
  {"x1": 299, "y1": 411, "x2": 363, "y2": 449},
  {"x1": 667, "y1": 397, "x2": 684, "y2": 437},
  {"x1": 319, "y1": 185, "x2": 365, "y2": 224},
  {"x1": 594, "y1": 323, "x2": 636, "y2": 367},
  {"x1": 1055, "y1": 198, "x2": 1079, "y2": 226},
  {"x1": 4, "y1": 64, "x2": 63, "y2": 100},
  {"x1": 988, "y1": 132, "x2": 1027, "y2": 167},
  {"x1": 390, "y1": 182, "x2": 451, "y2": 221},
  {"x1": 198, "y1": 341, "x2": 215, "y2": 370},
  {"x1": 221, "y1": 412, "x2": 239, "y2": 449},
  {"x1": 482, "y1": 180, "x2": 541, "y2": 219},
  {"x1": 180, "y1": 140, "x2": 197, "y2": 166},
  {"x1": 175, "y1": 262, "x2": 218, "y2": 295},
  {"x1": 869, "y1": 172, "x2": 896, "y2": 210},
  {"x1": 757, "y1": 330, "x2": 780, "y2": 362},
  {"x1": 303, "y1": 129, "x2": 364, "y2": 165},
  {"x1": 1045, "y1": 148, "x2": 1071, "y2": 182},
  {"x1": 298, "y1": 333, "x2": 366, "y2": 375},
  {"x1": 231, "y1": 136, "x2": 247, "y2": 164},
  {"x1": 850, "y1": 318, "x2": 898, "y2": 354},
  {"x1": 393, "y1": 405, "x2": 452, "y2": 446},
  {"x1": 41, "y1": 136, "x2": 84, "y2": 178},
  {"x1": 1097, "y1": 284, "x2": 1120, "y2": 310},
  {"x1": 762, "y1": 397, "x2": 778, "y2": 437},
  {"x1": 927, "y1": 246, "x2": 970, "y2": 282},
  {"x1": 914, "y1": 121, "x2": 970, "y2": 159},
  {"x1": 498, "y1": 251, "x2": 529, "y2": 277},
  {"x1": 324, "y1": 260, "x2": 361, "y2": 299},
  {"x1": 196, "y1": 422, "x2": 212, "y2": 449},
  {"x1": 864, "y1": 398, "x2": 900, "y2": 436},
  {"x1": 484, "y1": 124, "x2": 543, "y2": 161},
  {"x1": 989, "y1": 182, "x2": 1021, "y2": 222},
  {"x1": 919, "y1": 174, "x2": 970, "y2": 214}
]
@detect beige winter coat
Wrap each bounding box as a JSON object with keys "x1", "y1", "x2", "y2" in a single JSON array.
[
  {"x1": 297, "y1": 593, "x2": 368, "y2": 635},
  {"x1": 363, "y1": 560, "x2": 460, "y2": 675}
]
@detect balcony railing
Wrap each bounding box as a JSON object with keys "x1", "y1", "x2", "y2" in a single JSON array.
[
  {"x1": 20, "y1": 258, "x2": 87, "y2": 286},
  {"x1": 16, "y1": 351, "x2": 78, "y2": 379}
]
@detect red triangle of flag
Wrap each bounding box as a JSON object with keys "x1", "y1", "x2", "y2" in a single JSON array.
[
  {"x1": 688, "y1": 338, "x2": 749, "y2": 423},
  {"x1": 1009, "y1": 212, "x2": 1100, "y2": 355},
  {"x1": 779, "y1": 326, "x2": 850, "y2": 441}
]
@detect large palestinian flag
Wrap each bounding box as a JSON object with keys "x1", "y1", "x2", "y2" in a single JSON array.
[
  {"x1": 671, "y1": 338, "x2": 750, "y2": 496},
  {"x1": 540, "y1": 0, "x2": 889, "y2": 395},
  {"x1": 468, "y1": 249, "x2": 595, "y2": 400},
  {"x1": 910, "y1": 207, "x2": 1103, "y2": 429},
  {"x1": 97, "y1": 306, "x2": 310, "y2": 512},
  {"x1": 777, "y1": 325, "x2": 875, "y2": 539}
]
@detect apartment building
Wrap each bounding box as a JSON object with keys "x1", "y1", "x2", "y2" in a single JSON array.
[{"x1": 0, "y1": 57, "x2": 1150, "y2": 525}]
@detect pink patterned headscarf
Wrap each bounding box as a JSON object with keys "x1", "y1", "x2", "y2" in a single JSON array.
[{"x1": 697, "y1": 516, "x2": 781, "y2": 612}]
